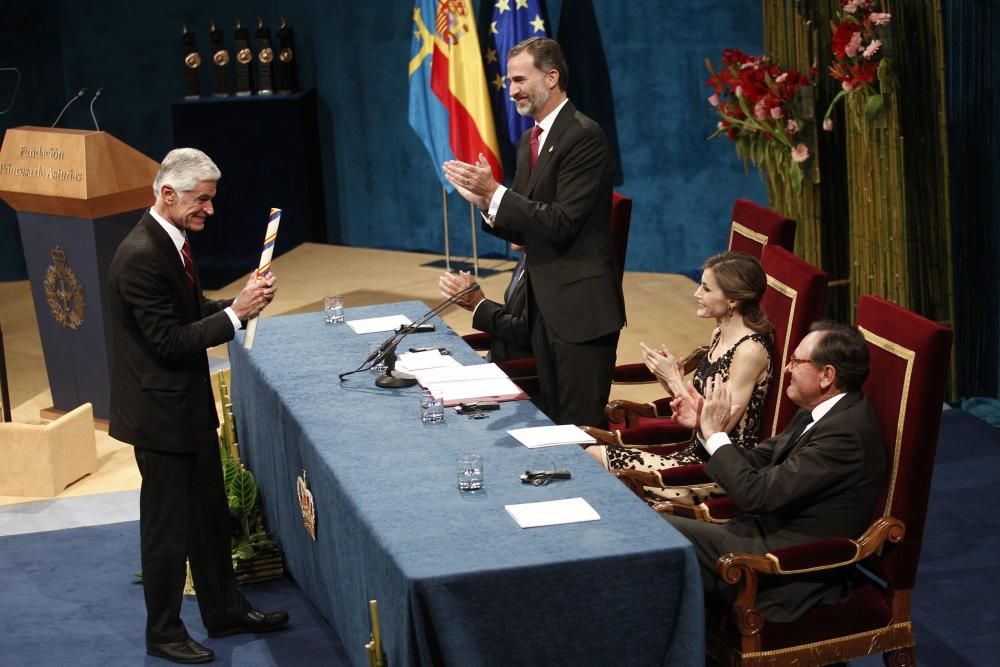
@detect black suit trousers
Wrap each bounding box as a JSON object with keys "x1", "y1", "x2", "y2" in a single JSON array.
[
  {"x1": 530, "y1": 303, "x2": 618, "y2": 428},
  {"x1": 134, "y1": 437, "x2": 248, "y2": 643}
]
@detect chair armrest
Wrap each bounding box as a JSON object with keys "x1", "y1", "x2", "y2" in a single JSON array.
[
  {"x1": 496, "y1": 358, "x2": 537, "y2": 380},
  {"x1": 612, "y1": 363, "x2": 656, "y2": 384},
  {"x1": 715, "y1": 516, "x2": 906, "y2": 636},
  {"x1": 657, "y1": 463, "x2": 710, "y2": 486},
  {"x1": 605, "y1": 399, "x2": 659, "y2": 427},
  {"x1": 462, "y1": 332, "x2": 493, "y2": 351},
  {"x1": 612, "y1": 469, "x2": 661, "y2": 499},
  {"x1": 580, "y1": 425, "x2": 623, "y2": 446}
]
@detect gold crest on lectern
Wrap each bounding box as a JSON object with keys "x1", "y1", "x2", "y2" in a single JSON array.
[{"x1": 44, "y1": 246, "x2": 86, "y2": 330}]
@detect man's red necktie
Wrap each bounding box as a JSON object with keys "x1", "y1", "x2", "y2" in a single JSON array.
[
  {"x1": 529, "y1": 124, "x2": 543, "y2": 170},
  {"x1": 181, "y1": 240, "x2": 196, "y2": 288}
]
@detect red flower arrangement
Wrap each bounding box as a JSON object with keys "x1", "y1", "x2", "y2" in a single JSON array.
[
  {"x1": 823, "y1": 0, "x2": 892, "y2": 128},
  {"x1": 706, "y1": 49, "x2": 816, "y2": 193}
]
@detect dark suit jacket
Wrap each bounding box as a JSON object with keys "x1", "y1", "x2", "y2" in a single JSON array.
[
  {"x1": 471, "y1": 263, "x2": 531, "y2": 362},
  {"x1": 485, "y1": 101, "x2": 625, "y2": 344},
  {"x1": 107, "y1": 212, "x2": 237, "y2": 452},
  {"x1": 706, "y1": 391, "x2": 886, "y2": 551},
  {"x1": 688, "y1": 390, "x2": 887, "y2": 622}
]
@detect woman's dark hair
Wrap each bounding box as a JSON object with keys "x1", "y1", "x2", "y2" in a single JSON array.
[{"x1": 703, "y1": 251, "x2": 773, "y2": 335}]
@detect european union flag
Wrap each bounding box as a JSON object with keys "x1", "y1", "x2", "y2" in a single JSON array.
[{"x1": 482, "y1": 0, "x2": 550, "y2": 147}]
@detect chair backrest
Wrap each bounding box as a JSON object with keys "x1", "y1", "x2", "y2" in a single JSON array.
[
  {"x1": 610, "y1": 191, "x2": 632, "y2": 283},
  {"x1": 758, "y1": 246, "x2": 828, "y2": 437},
  {"x1": 856, "y1": 295, "x2": 953, "y2": 589},
  {"x1": 728, "y1": 198, "x2": 796, "y2": 260}
]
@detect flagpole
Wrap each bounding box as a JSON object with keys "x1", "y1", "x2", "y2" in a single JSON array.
[
  {"x1": 441, "y1": 186, "x2": 451, "y2": 272},
  {"x1": 468, "y1": 202, "x2": 479, "y2": 278}
]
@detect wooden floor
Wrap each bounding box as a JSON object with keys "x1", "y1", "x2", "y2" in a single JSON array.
[{"x1": 0, "y1": 242, "x2": 712, "y2": 506}]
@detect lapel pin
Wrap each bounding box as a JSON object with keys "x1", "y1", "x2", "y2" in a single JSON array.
[{"x1": 548, "y1": 146, "x2": 554, "y2": 153}]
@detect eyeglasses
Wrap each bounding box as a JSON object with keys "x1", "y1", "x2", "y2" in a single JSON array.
[{"x1": 786, "y1": 356, "x2": 816, "y2": 369}]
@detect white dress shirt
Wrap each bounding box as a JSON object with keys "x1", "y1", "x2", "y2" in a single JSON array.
[
  {"x1": 148, "y1": 208, "x2": 242, "y2": 331},
  {"x1": 704, "y1": 392, "x2": 848, "y2": 456}
]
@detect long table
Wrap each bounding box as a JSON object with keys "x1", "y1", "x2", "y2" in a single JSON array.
[{"x1": 228, "y1": 301, "x2": 703, "y2": 666}]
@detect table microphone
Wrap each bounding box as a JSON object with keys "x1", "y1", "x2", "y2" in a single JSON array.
[
  {"x1": 51, "y1": 87, "x2": 87, "y2": 128},
  {"x1": 338, "y1": 283, "x2": 480, "y2": 385}
]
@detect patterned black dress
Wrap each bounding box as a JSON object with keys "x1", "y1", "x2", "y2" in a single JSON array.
[{"x1": 601, "y1": 330, "x2": 773, "y2": 504}]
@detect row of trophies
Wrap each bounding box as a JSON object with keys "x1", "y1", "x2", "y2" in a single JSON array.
[{"x1": 181, "y1": 18, "x2": 298, "y2": 98}]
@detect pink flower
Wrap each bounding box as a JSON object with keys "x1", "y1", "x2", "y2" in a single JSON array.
[
  {"x1": 786, "y1": 119, "x2": 800, "y2": 134},
  {"x1": 842, "y1": 80, "x2": 855, "y2": 91},
  {"x1": 708, "y1": 94, "x2": 720, "y2": 107},
  {"x1": 843, "y1": 0, "x2": 861, "y2": 14},
  {"x1": 735, "y1": 85, "x2": 744, "y2": 98},
  {"x1": 770, "y1": 106, "x2": 783, "y2": 119},
  {"x1": 717, "y1": 121, "x2": 724, "y2": 129},
  {"x1": 791, "y1": 143, "x2": 810, "y2": 163},
  {"x1": 845, "y1": 32, "x2": 863, "y2": 58},
  {"x1": 775, "y1": 72, "x2": 788, "y2": 83},
  {"x1": 870, "y1": 12, "x2": 891, "y2": 25},
  {"x1": 862, "y1": 40, "x2": 882, "y2": 59},
  {"x1": 754, "y1": 100, "x2": 768, "y2": 120},
  {"x1": 823, "y1": 118, "x2": 834, "y2": 132}
]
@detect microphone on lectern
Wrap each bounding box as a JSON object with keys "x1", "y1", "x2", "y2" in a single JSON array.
[
  {"x1": 89, "y1": 87, "x2": 103, "y2": 130},
  {"x1": 51, "y1": 87, "x2": 88, "y2": 128},
  {"x1": 338, "y1": 282, "x2": 481, "y2": 386}
]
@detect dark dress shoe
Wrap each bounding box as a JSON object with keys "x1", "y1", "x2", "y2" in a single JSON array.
[
  {"x1": 146, "y1": 638, "x2": 214, "y2": 663},
  {"x1": 207, "y1": 609, "x2": 290, "y2": 638}
]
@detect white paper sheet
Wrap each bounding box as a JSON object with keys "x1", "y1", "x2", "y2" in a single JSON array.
[
  {"x1": 504, "y1": 497, "x2": 601, "y2": 528},
  {"x1": 346, "y1": 315, "x2": 412, "y2": 334},
  {"x1": 413, "y1": 362, "x2": 506, "y2": 387},
  {"x1": 395, "y1": 350, "x2": 462, "y2": 373},
  {"x1": 431, "y1": 377, "x2": 526, "y2": 405},
  {"x1": 507, "y1": 425, "x2": 597, "y2": 448}
]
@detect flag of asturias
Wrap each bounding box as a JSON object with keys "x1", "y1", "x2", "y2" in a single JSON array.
[
  {"x1": 408, "y1": 0, "x2": 503, "y2": 190},
  {"x1": 483, "y1": 0, "x2": 550, "y2": 146}
]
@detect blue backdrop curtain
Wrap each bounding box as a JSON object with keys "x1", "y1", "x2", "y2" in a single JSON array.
[{"x1": 0, "y1": 0, "x2": 765, "y2": 282}]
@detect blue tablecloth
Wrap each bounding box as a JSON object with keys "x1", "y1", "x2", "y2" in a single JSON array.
[{"x1": 229, "y1": 301, "x2": 704, "y2": 666}]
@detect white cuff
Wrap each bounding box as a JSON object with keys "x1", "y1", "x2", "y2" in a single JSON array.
[
  {"x1": 224, "y1": 306, "x2": 242, "y2": 331},
  {"x1": 471, "y1": 298, "x2": 487, "y2": 318},
  {"x1": 485, "y1": 184, "x2": 507, "y2": 224},
  {"x1": 704, "y1": 431, "x2": 732, "y2": 456}
]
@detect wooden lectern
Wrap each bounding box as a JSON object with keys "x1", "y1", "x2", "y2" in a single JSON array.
[{"x1": 0, "y1": 127, "x2": 159, "y2": 421}]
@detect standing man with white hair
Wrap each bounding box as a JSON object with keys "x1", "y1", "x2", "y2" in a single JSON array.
[{"x1": 107, "y1": 148, "x2": 286, "y2": 664}]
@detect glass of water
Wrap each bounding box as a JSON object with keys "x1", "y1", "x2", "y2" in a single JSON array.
[
  {"x1": 456, "y1": 453, "x2": 483, "y2": 492},
  {"x1": 324, "y1": 295, "x2": 344, "y2": 324},
  {"x1": 420, "y1": 388, "x2": 444, "y2": 423}
]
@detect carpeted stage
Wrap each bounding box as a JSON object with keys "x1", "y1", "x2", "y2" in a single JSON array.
[{"x1": 0, "y1": 410, "x2": 996, "y2": 666}]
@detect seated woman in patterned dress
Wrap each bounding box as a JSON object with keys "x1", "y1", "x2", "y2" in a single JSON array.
[{"x1": 585, "y1": 251, "x2": 773, "y2": 504}]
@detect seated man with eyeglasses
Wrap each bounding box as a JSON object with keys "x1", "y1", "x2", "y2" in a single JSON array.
[{"x1": 665, "y1": 321, "x2": 886, "y2": 623}]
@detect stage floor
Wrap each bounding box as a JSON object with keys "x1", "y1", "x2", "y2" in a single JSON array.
[{"x1": 0, "y1": 242, "x2": 711, "y2": 506}]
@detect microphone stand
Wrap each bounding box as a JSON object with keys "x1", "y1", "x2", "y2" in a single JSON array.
[{"x1": 338, "y1": 283, "x2": 481, "y2": 387}]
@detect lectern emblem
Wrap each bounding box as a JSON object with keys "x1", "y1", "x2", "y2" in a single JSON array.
[
  {"x1": 297, "y1": 470, "x2": 317, "y2": 540},
  {"x1": 44, "y1": 247, "x2": 86, "y2": 330}
]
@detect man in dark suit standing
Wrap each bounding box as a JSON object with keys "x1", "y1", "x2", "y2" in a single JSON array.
[
  {"x1": 666, "y1": 321, "x2": 886, "y2": 622},
  {"x1": 107, "y1": 148, "x2": 287, "y2": 663},
  {"x1": 443, "y1": 37, "x2": 625, "y2": 427},
  {"x1": 438, "y1": 245, "x2": 531, "y2": 363}
]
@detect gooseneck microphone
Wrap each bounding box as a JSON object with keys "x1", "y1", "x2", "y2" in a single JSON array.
[
  {"x1": 89, "y1": 87, "x2": 103, "y2": 130},
  {"x1": 51, "y1": 87, "x2": 88, "y2": 128},
  {"x1": 338, "y1": 282, "x2": 481, "y2": 387}
]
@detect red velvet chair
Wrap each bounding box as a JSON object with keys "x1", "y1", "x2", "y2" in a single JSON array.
[
  {"x1": 461, "y1": 192, "x2": 633, "y2": 395},
  {"x1": 728, "y1": 198, "x2": 796, "y2": 260},
  {"x1": 592, "y1": 247, "x2": 827, "y2": 485},
  {"x1": 606, "y1": 199, "x2": 796, "y2": 429},
  {"x1": 692, "y1": 295, "x2": 953, "y2": 666}
]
